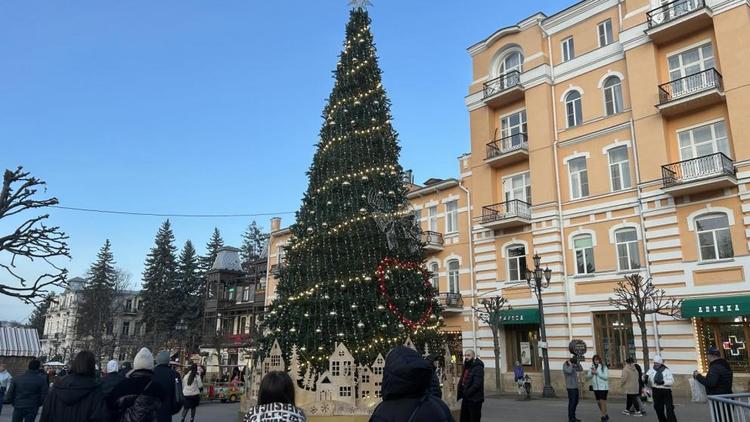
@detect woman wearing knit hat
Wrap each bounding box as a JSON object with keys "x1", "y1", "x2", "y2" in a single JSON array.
[{"x1": 106, "y1": 347, "x2": 167, "y2": 422}]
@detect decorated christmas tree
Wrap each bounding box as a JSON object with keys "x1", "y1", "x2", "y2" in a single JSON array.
[{"x1": 262, "y1": 3, "x2": 443, "y2": 369}]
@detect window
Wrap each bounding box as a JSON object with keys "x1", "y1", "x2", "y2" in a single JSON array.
[
  {"x1": 678, "y1": 120, "x2": 730, "y2": 160},
  {"x1": 615, "y1": 228, "x2": 640, "y2": 271},
  {"x1": 413, "y1": 209, "x2": 422, "y2": 223},
  {"x1": 565, "y1": 91, "x2": 583, "y2": 128},
  {"x1": 608, "y1": 146, "x2": 631, "y2": 191},
  {"x1": 667, "y1": 43, "x2": 715, "y2": 98},
  {"x1": 598, "y1": 19, "x2": 613, "y2": 47},
  {"x1": 561, "y1": 37, "x2": 575, "y2": 62},
  {"x1": 603, "y1": 76, "x2": 623, "y2": 116},
  {"x1": 504, "y1": 172, "x2": 531, "y2": 204},
  {"x1": 361, "y1": 374, "x2": 370, "y2": 384},
  {"x1": 696, "y1": 317, "x2": 750, "y2": 372},
  {"x1": 445, "y1": 201, "x2": 458, "y2": 233},
  {"x1": 239, "y1": 317, "x2": 247, "y2": 334},
  {"x1": 427, "y1": 206, "x2": 438, "y2": 232},
  {"x1": 573, "y1": 234, "x2": 595, "y2": 274},
  {"x1": 499, "y1": 51, "x2": 524, "y2": 75},
  {"x1": 277, "y1": 246, "x2": 286, "y2": 264},
  {"x1": 242, "y1": 286, "x2": 251, "y2": 302},
  {"x1": 271, "y1": 355, "x2": 281, "y2": 367},
  {"x1": 331, "y1": 361, "x2": 341, "y2": 376},
  {"x1": 500, "y1": 110, "x2": 527, "y2": 148},
  {"x1": 121, "y1": 321, "x2": 130, "y2": 337},
  {"x1": 430, "y1": 263, "x2": 439, "y2": 291},
  {"x1": 447, "y1": 260, "x2": 459, "y2": 294},
  {"x1": 568, "y1": 157, "x2": 589, "y2": 199},
  {"x1": 696, "y1": 213, "x2": 734, "y2": 261},
  {"x1": 125, "y1": 299, "x2": 133, "y2": 312},
  {"x1": 507, "y1": 245, "x2": 527, "y2": 281},
  {"x1": 594, "y1": 312, "x2": 635, "y2": 369}
]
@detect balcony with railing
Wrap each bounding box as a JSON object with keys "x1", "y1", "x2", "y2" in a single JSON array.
[
  {"x1": 661, "y1": 152, "x2": 736, "y2": 195},
  {"x1": 474, "y1": 199, "x2": 531, "y2": 230},
  {"x1": 657, "y1": 68, "x2": 723, "y2": 116},
  {"x1": 439, "y1": 292, "x2": 463, "y2": 313},
  {"x1": 270, "y1": 263, "x2": 286, "y2": 277},
  {"x1": 646, "y1": 0, "x2": 712, "y2": 44},
  {"x1": 482, "y1": 71, "x2": 524, "y2": 106},
  {"x1": 421, "y1": 231, "x2": 444, "y2": 252},
  {"x1": 485, "y1": 133, "x2": 529, "y2": 167}
]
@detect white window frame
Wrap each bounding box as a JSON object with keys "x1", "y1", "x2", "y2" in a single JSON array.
[
  {"x1": 695, "y1": 213, "x2": 734, "y2": 261},
  {"x1": 506, "y1": 244, "x2": 527, "y2": 281},
  {"x1": 445, "y1": 200, "x2": 458, "y2": 233},
  {"x1": 503, "y1": 172, "x2": 532, "y2": 204},
  {"x1": 277, "y1": 246, "x2": 286, "y2": 264},
  {"x1": 561, "y1": 37, "x2": 575, "y2": 62},
  {"x1": 447, "y1": 260, "x2": 459, "y2": 294},
  {"x1": 498, "y1": 50, "x2": 524, "y2": 76},
  {"x1": 603, "y1": 76, "x2": 623, "y2": 116},
  {"x1": 667, "y1": 41, "x2": 714, "y2": 80},
  {"x1": 565, "y1": 91, "x2": 583, "y2": 128},
  {"x1": 568, "y1": 156, "x2": 590, "y2": 199},
  {"x1": 430, "y1": 262, "x2": 440, "y2": 291},
  {"x1": 573, "y1": 234, "x2": 596, "y2": 275},
  {"x1": 500, "y1": 109, "x2": 528, "y2": 144},
  {"x1": 677, "y1": 120, "x2": 730, "y2": 160},
  {"x1": 614, "y1": 228, "x2": 640, "y2": 271},
  {"x1": 427, "y1": 205, "x2": 438, "y2": 232},
  {"x1": 608, "y1": 146, "x2": 632, "y2": 191},
  {"x1": 597, "y1": 19, "x2": 613, "y2": 47}
]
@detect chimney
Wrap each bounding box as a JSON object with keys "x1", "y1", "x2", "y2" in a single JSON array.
[
  {"x1": 403, "y1": 169, "x2": 414, "y2": 185},
  {"x1": 212, "y1": 246, "x2": 243, "y2": 272},
  {"x1": 270, "y1": 217, "x2": 281, "y2": 232}
]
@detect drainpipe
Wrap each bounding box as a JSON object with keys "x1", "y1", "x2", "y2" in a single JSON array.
[
  {"x1": 545, "y1": 28, "x2": 574, "y2": 342},
  {"x1": 629, "y1": 119, "x2": 662, "y2": 356},
  {"x1": 459, "y1": 181, "x2": 479, "y2": 353}
]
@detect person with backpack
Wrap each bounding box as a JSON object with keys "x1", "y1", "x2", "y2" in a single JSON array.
[
  {"x1": 587, "y1": 354, "x2": 609, "y2": 422},
  {"x1": 39, "y1": 350, "x2": 108, "y2": 422},
  {"x1": 152, "y1": 351, "x2": 182, "y2": 422},
  {"x1": 180, "y1": 364, "x2": 202, "y2": 422},
  {"x1": 646, "y1": 355, "x2": 677, "y2": 422},
  {"x1": 243, "y1": 371, "x2": 306, "y2": 421},
  {"x1": 370, "y1": 346, "x2": 453, "y2": 422},
  {"x1": 107, "y1": 347, "x2": 166, "y2": 422}
]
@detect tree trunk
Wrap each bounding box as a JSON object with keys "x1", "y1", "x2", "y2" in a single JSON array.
[
  {"x1": 639, "y1": 320, "x2": 650, "y2": 369},
  {"x1": 492, "y1": 327, "x2": 502, "y2": 393}
]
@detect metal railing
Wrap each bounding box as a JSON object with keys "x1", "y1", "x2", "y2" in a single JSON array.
[
  {"x1": 486, "y1": 133, "x2": 529, "y2": 160},
  {"x1": 658, "y1": 68, "x2": 722, "y2": 104},
  {"x1": 475, "y1": 200, "x2": 532, "y2": 225},
  {"x1": 421, "y1": 231, "x2": 444, "y2": 247},
  {"x1": 662, "y1": 152, "x2": 735, "y2": 187},
  {"x1": 439, "y1": 292, "x2": 463, "y2": 309},
  {"x1": 708, "y1": 393, "x2": 750, "y2": 421},
  {"x1": 483, "y1": 70, "x2": 521, "y2": 98},
  {"x1": 647, "y1": 0, "x2": 706, "y2": 28},
  {"x1": 270, "y1": 263, "x2": 286, "y2": 277}
]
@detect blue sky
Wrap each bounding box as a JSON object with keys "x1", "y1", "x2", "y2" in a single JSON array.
[{"x1": 0, "y1": 0, "x2": 565, "y2": 321}]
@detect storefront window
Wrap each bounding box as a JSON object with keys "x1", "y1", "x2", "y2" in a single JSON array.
[
  {"x1": 593, "y1": 312, "x2": 635, "y2": 369},
  {"x1": 697, "y1": 317, "x2": 750, "y2": 372},
  {"x1": 505, "y1": 324, "x2": 541, "y2": 371}
]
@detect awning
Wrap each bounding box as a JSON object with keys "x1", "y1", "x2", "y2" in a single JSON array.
[
  {"x1": 0, "y1": 327, "x2": 41, "y2": 357},
  {"x1": 500, "y1": 308, "x2": 539, "y2": 325},
  {"x1": 681, "y1": 295, "x2": 750, "y2": 318}
]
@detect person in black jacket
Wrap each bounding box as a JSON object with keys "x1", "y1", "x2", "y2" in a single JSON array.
[
  {"x1": 694, "y1": 346, "x2": 733, "y2": 395},
  {"x1": 370, "y1": 346, "x2": 453, "y2": 422},
  {"x1": 425, "y1": 354, "x2": 442, "y2": 398},
  {"x1": 5, "y1": 358, "x2": 48, "y2": 422},
  {"x1": 457, "y1": 350, "x2": 484, "y2": 422},
  {"x1": 152, "y1": 351, "x2": 181, "y2": 422},
  {"x1": 39, "y1": 350, "x2": 107, "y2": 422},
  {"x1": 107, "y1": 347, "x2": 166, "y2": 422}
]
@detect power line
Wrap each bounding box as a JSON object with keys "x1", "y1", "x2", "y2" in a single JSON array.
[{"x1": 51, "y1": 205, "x2": 295, "y2": 218}]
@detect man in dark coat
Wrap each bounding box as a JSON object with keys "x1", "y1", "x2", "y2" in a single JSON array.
[
  {"x1": 151, "y1": 351, "x2": 181, "y2": 422},
  {"x1": 107, "y1": 348, "x2": 166, "y2": 422},
  {"x1": 425, "y1": 354, "x2": 442, "y2": 398},
  {"x1": 457, "y1": 349, "x2": 484, "y2": 422},
  {"x1": 694, "y1": 346, "x2": 733, "y2": 395},
  {"x1": 370, "y1": 346, "x2": 453, "y2": 422},
  {"x1": 39, "y1": 351, "x2": 108, "y2": 422},
  {"x1": 5, "y1": 359, "x2": 48, "y2": 422}
]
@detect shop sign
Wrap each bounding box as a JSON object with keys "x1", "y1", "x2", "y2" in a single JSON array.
[
  {"x1": 696, "y1": 304, "x2": 741, "y2": 314},
  {"x1": 681, "y1": 296, "x2": 750, "y2": 318}
]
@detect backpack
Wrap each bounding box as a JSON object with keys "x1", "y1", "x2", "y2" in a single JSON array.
[{"x1": 171, "y1": 375, "x2": 184, "y2": 414}]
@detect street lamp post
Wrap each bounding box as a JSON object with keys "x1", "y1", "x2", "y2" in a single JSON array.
[{"x1": 525, "y1": 253, "x2": 555, "y2": 398}]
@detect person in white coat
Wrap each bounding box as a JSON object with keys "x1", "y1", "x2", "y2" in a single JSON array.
[
  {"x1": 0, "y1": 364, "x2": 12, "y2": 416},
  {"x1": 587, "y1": 355, "x2": 610, "y2": 422},
  {"x1": 646, "y1": 355, "x2": 677, "y2": 422},
  {"x1": 181, "y1": 364, "x2": 202, "y2": 422}
]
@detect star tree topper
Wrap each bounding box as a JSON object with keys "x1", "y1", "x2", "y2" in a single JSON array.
[{"x1": 349, "y1": 0, "x2": 373, "y2": 8}]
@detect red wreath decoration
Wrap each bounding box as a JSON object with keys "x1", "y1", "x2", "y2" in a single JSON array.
[{"x1": 375, "y1": 257, "x2": 434, "y2": 330}]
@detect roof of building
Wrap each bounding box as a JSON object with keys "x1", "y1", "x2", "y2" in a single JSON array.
[
  {"x1": 211, "y1": 246, "x2": 243, "y2": 272},
  {"x1": 0, "y1": 327, "x2": 41, "y2": 357},
  {"x1": 406, "y1": 178, "x2": 460, "y2": 198}
]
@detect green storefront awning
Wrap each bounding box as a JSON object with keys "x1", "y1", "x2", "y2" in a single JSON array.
[
  {"x1": 681, "y1": 295, "x2": 750, "y2": 318},
  {"x1": 500, "y1": 308, "x2": 540, "y2": 325}
]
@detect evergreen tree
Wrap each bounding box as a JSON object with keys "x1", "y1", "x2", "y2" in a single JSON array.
[
  {"x1": 176, "y1": 240, "x2": 203, "y2": 353},
  {"x1": 141, "y1": 220, "x2": 179, "y2": 348},
  {"x1": 77, "y1": 240, "x2": 118, "y2": 360},
  {"x1": 27, "y1": 293, "x2": 56, "y2": 335},
  {"x1": 262, "y1": 6, "x2": 442, "y2": 369},
  {"x1": 201, "y1": 228, "x2": 224, "y2": 272},
  {"x1": 239, "y1": 221, "x2": 267, "y2": 266}
]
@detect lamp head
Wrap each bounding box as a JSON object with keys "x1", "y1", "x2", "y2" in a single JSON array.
[{"x1": 533, "y1": 253, "x2": 541, "y2": 268}]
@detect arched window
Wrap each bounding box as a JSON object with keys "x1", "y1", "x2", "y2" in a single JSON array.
[
  {"x1": 430, "y1": 262, "x2": 440, "y2": 291},
  {"x1": 695, "y1": 213, "x2": 733, "y2": 261},
  {"x1": 614, "y1": 228, "x2": 640, "y2": 271},
  {"x1": 603, "y1": 76, "x2": 623, "y2": 116},
  {"x1": 565, "y1": 91, "x2": 583, "y2": 128},
  {"x1": 499, "y1": 50, "x2": 524, "y2": 75},
  {"x1": 573, "y1": 234, "x2": 595, "y2": 274},
  {"x1": 447, "y1": 260, "x2": 460, "y2": 294},
  {"x1": 506, "y1": 244, "x2": 527, "y2": 281}
]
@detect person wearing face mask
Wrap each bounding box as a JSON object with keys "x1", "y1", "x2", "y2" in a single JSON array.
[
  {"x1": 645, "y1": 355, "x2": 676, "y2": 422},
  {"x1": 457, "y1": 349, "x2": 484, "y2": 422}
]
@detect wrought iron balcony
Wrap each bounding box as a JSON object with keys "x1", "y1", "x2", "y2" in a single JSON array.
[
  {"x1": 485, "y1": 133, "x2": 529, "y2": 167},
  {"x1": 657, "y1": 69, "x2": 723, "y2": 116},
  {"x1": 421, "y1": 231, "x2": 444, "y2": 252},
  {"x1": 661, "y1": 152, "x2": 736, "y2": 195},
  {"x1": 646, "y1": 0, "x2": 712, "y2": 44},
  {"x1": 439, "y1": 293, "x2": 463, "y2": 312},
  {"x1": 482, "y1": 71, "x2": 523, "y2": 105},
  {"x1": 270, "y1": 263, "x2": 286, "y2": 277},
  {"x1": 474, "y1": 200, "x2": 531, "y2": 230}
]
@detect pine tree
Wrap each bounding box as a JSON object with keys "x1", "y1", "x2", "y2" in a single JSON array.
[
  {"x1": 176, "y1": 240, "x2": 203, "y2": 353},
  {"x1": 240, "y1": 221, "x2": 267, "y2": 266},
  {"x1": 201, "y1": 228, "x2": 224, "y2": 272},
  {"x1": 262, "y1": 6, "x2": 442, "y2": 369},
  {"x1": 141, "y1": 220, "x2": 179, "y2": 348},
  {"x1": 77, "y1": 239, "x2": 118, "y2": 360},
  {"x1": 27, "y1": 293, "x2": 56, "y2": 336}
]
